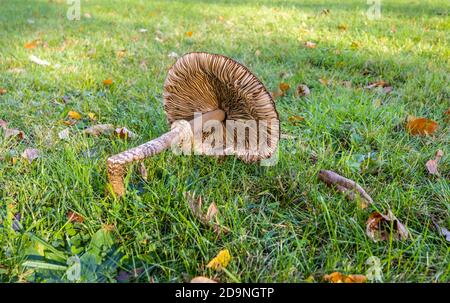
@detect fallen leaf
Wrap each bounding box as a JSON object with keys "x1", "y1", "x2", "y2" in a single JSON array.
[
  {"x1": 58, "y1": 128, "x2": 70, "y2": 140},
  {"x1": 103, "y1": 79, "x2": 113, "y2": 86},
  {"x1": 350, "y1": 41, "x2": 359, "y2": 49},
  {"x1": 279, "y1": 82, "x2": 290, "y2": 92},
  {"x1": 319, "y1": 78, "x2": 330, "y2": 86},
  {"x1": 432, "y1": 219, "x2": 450, "y2": 242},
  {"x1": 271, "y1": 89, "x2": 284, "y2": 99},
  {"x1": 318, "y1": 170, "x2": 373, "y2": 208},
  {"x1": 67, "y1": 110, "x2": 82, "y2": 120},
  {"x1": 191, "y1": 276, "x2": 217, "y2": 283},
  {"x1": 116, "y1": 49, "x2": 126, "y2": 58},
  {"x1": 24, "y1": 40, "x2": 40, "y2": 49},
  {"x1": 115, "y1": 127, "x2": 136, "y2": 140},
  {"x1": 207, "y1": 249, "x2": 231, "y2": 270},
  {"x1": 443, "y1": 108, "x2": 450, "y2": 123},
  {"x1": 324, "y1": 272, "x2": 367, "y2": 283},
  {"x1": 87, "y1": 112, "x2": 97, "y2": 121},
  {"x1": 295, "y1": 84, "x2": 310, "y2": 97},
  {"x1": 186, "y1": 31, "x2": 193, "y2": 37},
  {"x1": 185, "y1": 192, "x2": 229, "y2": 236},
  {"x1": 0, "y1": 88, "x2": 7, "y2": 95},
  {"x1": 288, "y1": 115, "x2": 305, "y2": 125},
  {"x1": 305, "y1": 41, "x2": 317, "y2": 48},
  {"x1": 67, "y1": 211, "x2": 84, "y2": 223},
  {"x1": 62, "y1": 120, "x2": 77, "y2": 126},
  {"x1": 337, "y1": 24, "x2": 348, "y2": 31},
  {"x1": 406, "y1": 117, "x2": 439, "y2": 136},
  {"x1": 255, "y1": 50, "x2": 261, "y2": 56},
  {"x1": 21, "y1": 148, "x2": 39, "y2": 163},
  {"x1": 29, "y1": 55, "x2": 50, "y2": 66},
  {"x1": 83, "y1": 124, "x2": 115, "y2": 136},
  {"x1": 366, "y1": 210, "x2": 409, "y2": 242},
  {"x1": 4, "y1": 128, "x2": 25, "y2": 140},
  {"x1": 426, "y1": 150, "x2": 443, "y2": 175}
]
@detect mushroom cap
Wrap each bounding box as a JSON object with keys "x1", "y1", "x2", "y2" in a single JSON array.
[{"x1": 163, "y1": 52, "x2": 279, "y2": 162}]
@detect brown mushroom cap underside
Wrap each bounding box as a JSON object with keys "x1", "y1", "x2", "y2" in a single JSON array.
[{"x1": 163, "y1": 52, "x2": 279, "y2": 162}]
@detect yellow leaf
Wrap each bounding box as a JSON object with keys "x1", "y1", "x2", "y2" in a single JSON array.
[
  {"x1": 338, "y1": 24, "x2": 348, "y2": 31},
  {"x1": 103, "y1": 79, "x2": 113, "y2": 86},
  {"x1": 207, "y1": 249, "x2": 231, "y2": 270},
  {"x1": 88, "y1": 112, "x2": 97, "y2": 121},
  {"x1": 186, "y1": 31, "x2": 193, "y2": 37},
  {"x1": 279, "y1": 82, "x2": 290, "y2": 92},
  {"x1": 288, "y1": 115, "x2": 305, "y2": 124},
  {"x1": 24, "y1": 39, "x2": 40, "y2": 49},
  {"x1": 116, "y1": 49, "x2": 126, "y2": 58},
  {"x1": 68, "y1": 110, "x2": 82, "y2": 120}
]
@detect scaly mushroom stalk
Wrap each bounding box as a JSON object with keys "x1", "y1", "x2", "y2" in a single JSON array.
[{"x1": 107, "y1": 109, "x2": 225, "y2": 197}]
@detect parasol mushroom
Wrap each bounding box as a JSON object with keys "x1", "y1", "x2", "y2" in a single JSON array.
[{"x1": 107, "y1": 52, "x2": 279, "y2": 197}]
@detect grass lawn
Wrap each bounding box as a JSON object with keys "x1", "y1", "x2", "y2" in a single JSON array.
[{"x1": 0, "y1": 0, "x2": 449, "y2": 283}]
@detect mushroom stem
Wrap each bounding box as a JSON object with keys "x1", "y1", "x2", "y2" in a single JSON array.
[{"x1": 107, "y1": 109, "x2": 225, "y2": 197}]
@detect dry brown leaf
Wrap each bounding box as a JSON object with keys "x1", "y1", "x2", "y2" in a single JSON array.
[
  {"x1": 279, "y1": 82, "x2": 290, "y2": 92},
  {"x1": 318, "y1": 170, "x2": 373, "y2": 208},
  {"x1": 24, "y1": 40, "x2": 40, "y2": 49},
  {"x1": 288, "y1": 115, "x2": 305, "y2": 125},
  {"x1": 366, "y1": 210, "x2": 409, "y2": 242},
  {"x1": 83, "y1": 124, "x2": 115, "y2": 136},
  {"x1": 103, "y1": 79, "x2": 113, "y2": 86},
  {"x1": 271, "y1": 89, "x2": 284, "y2": 99},
  {"x1": 295, "y1": 84, "x2": 310, "y2": 97},
  {"x1": 21, "y1": 148, "x2": 39, "y2": 163},
  {"x1": 191, "y1": 276, "x2": 217, "y2": 283},
  {"x1": 406, "y1": 117, "x2": 439, "y2": 136},
  {"x1": 443, "y1": 108, "x2": 450, "y2": 123},
  {"x1": 324, "y1": 272, "x2": 367, "y2": 283},
  {"x1": 4, "y1": 128, "x2": 25, "y2": 140},
  {"x1": 305, "y1": 41, "x2": 317, "y2": 48},
  {"x1": 185, "y1": 192, "x2": 229, "y2": 236},
  {"x1": 67, "y1": 110, "x2": 82, "y2": 120},
  {"x1": 115, "y1": 127, "x2": 136, "y2": 140},
  {"x1": 67, "y1": 211, "x2": 84, "y2": 223},
  {"x1": 426, "y1": 149, "x2": 443, "y2": 175},
  {"x1": 0, "y1": 88, "x2": 7, "y2": 95}
]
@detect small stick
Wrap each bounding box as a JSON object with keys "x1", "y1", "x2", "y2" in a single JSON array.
[{"x1": 318, "y1": 170, "x2": 373, "y2": 207}]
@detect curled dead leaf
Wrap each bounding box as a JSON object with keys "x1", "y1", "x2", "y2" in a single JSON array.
[
  {"x1": 115, "y1": 127, "x2": 137, "y2": 140},
  {"x1": 67, "y1": 211, "x2": 84, "y2": 223},
  {"x1": 366, "y1": 210, "x2": 409, "y2": 242},
  {"x1": 21, "y1": 148, "x2": 39, "y2": 163},
  {"x1": 426, "y1": 149, "x2": 443, "y2": 175},
  {"x1": 406, "y1": 116, "x2": 439, "y2": 136}
]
